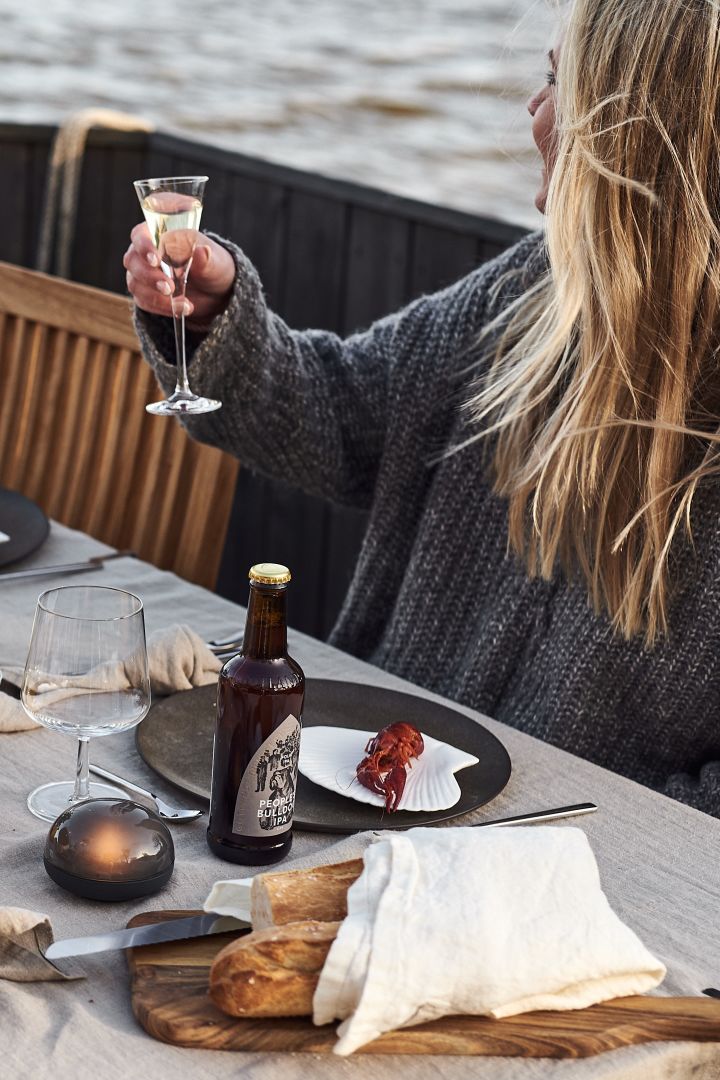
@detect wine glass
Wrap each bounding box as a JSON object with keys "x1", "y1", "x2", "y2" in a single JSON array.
[
  {"x1": 133, "y1": 175, "x2": 221, "y2": 416},
  {"x1": 21, "y1": 586, "x2": 151, "y2": 822}
]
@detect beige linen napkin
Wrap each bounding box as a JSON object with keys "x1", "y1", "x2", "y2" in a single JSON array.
[
  {"x1": 0, "y1": 690, "x2": 29, "y2": 733},
  {"x1": 0, "y1": 908, "x2": 80, "y2": 982},
  {"x1": 0, "y1": 624, "x2": 221, "y2": 732},
  {"x1": 313, "y1": 826, "x2": 666, "y2": 1056}
]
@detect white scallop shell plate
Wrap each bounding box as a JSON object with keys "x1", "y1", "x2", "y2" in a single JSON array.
[{"x1": 298, "y1": 726, "x2": 479, "y2": 812}]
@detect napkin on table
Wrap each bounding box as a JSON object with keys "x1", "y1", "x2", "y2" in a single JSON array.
[
  {"x1": 312, "y1": 826, "x2": 666, "y2": 1055},
  {"x1": 0, "y1": 908, "x2": 80, "y2": 982},
  {"x1": 0, "y1": 624, "x2": 221, "y2": 732}
]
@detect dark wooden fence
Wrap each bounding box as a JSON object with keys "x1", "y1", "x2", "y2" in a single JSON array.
[{"x1": 0, "y1": 122, "x2": 527, "y2": 639}]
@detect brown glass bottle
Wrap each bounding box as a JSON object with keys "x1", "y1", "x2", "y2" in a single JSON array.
[{"x1": 207, "y1": 563, "x2": 304, "y2": 865}]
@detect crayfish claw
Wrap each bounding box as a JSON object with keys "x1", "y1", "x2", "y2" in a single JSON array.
[
  {"x1": 383, "y1": 764, "x2": 407, "y2": 813},
  {"x1": 356, "y1": 760, "x2": 386, "y2": 797}
]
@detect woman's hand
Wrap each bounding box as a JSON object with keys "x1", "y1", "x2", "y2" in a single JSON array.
[{"x1": 124, "y1": 224, "x2": 236, "y2": 329}]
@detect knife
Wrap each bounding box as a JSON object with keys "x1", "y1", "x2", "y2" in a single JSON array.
[
  {"x1": 44, "y1": 912, "x2": 249, "y2": 960},
  {"x1": 0, "y1": 550, "x2": 135, "y2": 582},
  {"x1": 471, "y1": 802, "x2": 597, "y2": 828}
]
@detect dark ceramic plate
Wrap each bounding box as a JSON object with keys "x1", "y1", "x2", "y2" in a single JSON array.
[
  {"x1": 0, "y1": 488, "x2": 50, "y2": 568},
  {"x1": 136, "y1": 679, "x2": 511, "y2": 833}
]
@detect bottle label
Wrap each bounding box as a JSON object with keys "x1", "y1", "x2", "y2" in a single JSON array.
[{"x1": 232, "y1": 714, "x2": 301, "y2": 837}]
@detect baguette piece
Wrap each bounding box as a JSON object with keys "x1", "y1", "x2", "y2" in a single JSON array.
[
  {"x1": 251, "y1": 858, "x2": 363, "y2": 929},
  {"x1": 209, "y1": 920, "x2": 339, "y2": 1018}
]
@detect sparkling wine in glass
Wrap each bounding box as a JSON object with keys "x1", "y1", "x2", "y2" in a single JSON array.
[
  {"x1": 21, "y1": 586, "x2": 151, "y2": 822},
  {"x1": 133, "y1": 175, "x2": 221, "y2": 416}
]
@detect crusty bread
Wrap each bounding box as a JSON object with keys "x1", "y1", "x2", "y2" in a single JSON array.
[
  {"x1": 209, "y1": 920, "x2": 340, "y2": 1018},
  {"x1": 250, "y1": 858, "x2": 363, "y2": 929}
]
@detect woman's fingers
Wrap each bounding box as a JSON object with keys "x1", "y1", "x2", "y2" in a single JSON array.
[
  {"x1": 126, "y1": 263, "x2": 193, "y2": 317},
  {"x1": 126, "y1": 269, "x2": 172, "y2": 316},
  {"x1": 130, "y1": 221, "x2": 154, "y2": 253},
  {"x1": 125, "y1": 223, "x2": 233, "y2": 320},
  {"x1": 125, "y1": 245, "x2": 173, "y2": 315},
  {"x1": 123, "y1": 242, "x2": 168, "y2": 287}
]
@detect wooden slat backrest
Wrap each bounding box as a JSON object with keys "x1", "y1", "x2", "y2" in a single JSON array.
[{"x1": 0, "y1": 261, "x2": 239, "y2": 589}]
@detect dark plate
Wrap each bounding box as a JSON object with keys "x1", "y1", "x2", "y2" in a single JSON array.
[
  {"x1": 136, "y1": 679, "x2": 511, "y2": 833},
  {"x1": 0, "y1": 488, "x2": 50, "y2": 568}
]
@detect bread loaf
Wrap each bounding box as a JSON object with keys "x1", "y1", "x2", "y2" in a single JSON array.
[
  {"x1": 250, "y1": 858, "x2": 363, "y2": 929},
  {"x1": 209, "y1": 920, "x2": 339, "y2": 1018}
]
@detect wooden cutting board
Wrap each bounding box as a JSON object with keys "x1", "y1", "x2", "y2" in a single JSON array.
[{"x1": 127, "y1": 911, "x2": 720, "y2": 1056}]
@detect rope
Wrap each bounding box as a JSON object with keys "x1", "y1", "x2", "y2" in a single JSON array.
[{"x1": 37, "y1": 109, "x2": 154, "y2": 278}]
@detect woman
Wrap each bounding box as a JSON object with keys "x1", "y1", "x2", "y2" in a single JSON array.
[{"x1": 126, "y1": 0, "x2": 720, "y2": 818}]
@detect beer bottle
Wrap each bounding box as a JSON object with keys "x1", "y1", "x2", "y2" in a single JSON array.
[{"x1": 207, "y1": 563, "x2": 304, "y2": 865}]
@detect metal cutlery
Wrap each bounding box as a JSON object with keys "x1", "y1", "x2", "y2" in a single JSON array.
[
  {"x1": 0, "y1": 550, "x2": 135, "y2": 583},
  {"x1": 471, "y1": 802, "x2": 597, "y2": 828},
  {"x1": 207, "y1": 634, "x2": 244, "y2": 658},
  {"x1": 45, "y1": 912, "x2": 248, "y2": 960},
  {"x1": 89, "y1": 764, "x2": 203, "y2": 823},
  {"x1": 208, "y1": 631, "x2": 245, "y2": 647},
  {"x1": 208, "y1": 642, "x2": 243, "y2": 659}
]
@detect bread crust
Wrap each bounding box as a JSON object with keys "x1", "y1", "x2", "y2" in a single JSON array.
[
  {"x1": 250, "y1": 858, "x2": 363, "y2": 929},
  {"x1": 209, "y1": 920, "x2": 340, "y2": 1018}
]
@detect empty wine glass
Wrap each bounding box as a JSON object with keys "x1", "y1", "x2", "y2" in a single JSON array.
[
  {"x1": 133, "y1": 174, "x2": 221, "y2": 416},
  {"x1": 21, "y1": 586, "x2": 151, "y2": 822}
]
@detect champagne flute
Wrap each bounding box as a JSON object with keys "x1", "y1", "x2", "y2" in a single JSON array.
[
  {"x1": 21, "y1": 585, "x2": 151, "y2": 822},
  {"x1": 133, "y1": 175, "x2": 221, "y2": 415}
]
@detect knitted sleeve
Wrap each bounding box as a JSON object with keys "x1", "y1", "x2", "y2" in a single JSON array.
[
  {"x1": 665, "y1": 764, "x2": 720, "y2": 817},
  {"x1": 133, "y1": 230, "x2": 543, "y2": 510}
]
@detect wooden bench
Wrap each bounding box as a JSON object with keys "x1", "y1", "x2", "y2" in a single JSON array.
[{"x1": 0, "y1": 261, "x2": 238, "y2": 589}]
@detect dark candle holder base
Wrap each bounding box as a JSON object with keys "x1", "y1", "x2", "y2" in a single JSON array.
[{"x1": 43, "y1": 858, "x2": 174, "y2": 902}]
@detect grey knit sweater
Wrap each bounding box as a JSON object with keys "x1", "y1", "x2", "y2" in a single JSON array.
[{"x1": 137, "y1": 229, "x2": 720, "y2": 818}]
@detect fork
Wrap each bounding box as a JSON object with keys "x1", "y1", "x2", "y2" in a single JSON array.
[
  {"x1": 207, "y1": 636, "x2": 244, "y2": 660},
  {"x1": 207, "y1": 631, "x2": 244, "y2": 648}
]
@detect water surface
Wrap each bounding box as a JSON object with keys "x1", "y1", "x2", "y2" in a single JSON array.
[{"x1": 0, "y1": 0, "x2": 557, "y2": 227}]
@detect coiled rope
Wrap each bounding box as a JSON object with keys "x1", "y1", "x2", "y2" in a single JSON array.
[{"x1": 37, "y1": 109, "x2": 154, "y2": 278}]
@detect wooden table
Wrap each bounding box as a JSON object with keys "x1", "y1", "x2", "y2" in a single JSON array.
[{"x1": 0, "y1": 522, "x2": 718, "y2": 1079}]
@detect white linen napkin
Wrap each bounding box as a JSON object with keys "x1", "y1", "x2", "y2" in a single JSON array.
[
  {"x1": 0, "y1": 624, "x2": 221, "y2": 732},
  {"x1": 313, "y1": 826, "x2": 666, "y2": 1055},
  {"x1": 205, "y1": 876, "x2": 254, "y2": 920}
]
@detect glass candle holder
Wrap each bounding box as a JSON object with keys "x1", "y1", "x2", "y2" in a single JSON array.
[{"x1": 43, "y1": 799, "x2": 174, "y2": 901}]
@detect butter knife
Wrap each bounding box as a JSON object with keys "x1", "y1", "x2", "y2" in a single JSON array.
[
  {"x1": 45, "y1": 913, "x2": 249, "y2": 960},
  {"x1": 471, "y1": 802, "x2": 597, "y2": 828},
  {"x1": 0, "y1": 550, "x2": 134, "y2": 582}
]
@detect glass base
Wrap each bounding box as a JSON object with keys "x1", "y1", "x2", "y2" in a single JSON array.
[
  {"x1": 27, "y1": 780, "x2": 128, "y2": 823},
  {"x1": 147, "y1": 393, "x2": 222, "y2": 416}
]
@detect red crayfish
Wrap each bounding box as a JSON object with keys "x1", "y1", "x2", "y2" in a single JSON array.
[{"x1": 356, "y1": 722, "x2": 425, "y2": 812}]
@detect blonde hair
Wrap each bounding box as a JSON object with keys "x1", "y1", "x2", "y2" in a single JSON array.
[{"x1": 464, "y1": 0, "x2": 720, "y2": 644}]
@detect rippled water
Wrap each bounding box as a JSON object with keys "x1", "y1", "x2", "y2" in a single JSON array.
[{"x1": 0, "y1": 0, "x2": 557, "y2": 228}]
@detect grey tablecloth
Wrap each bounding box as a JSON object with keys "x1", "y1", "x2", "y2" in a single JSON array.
[{"x1": 0, "y1": 522, "x2": 718, "y2": 1079}]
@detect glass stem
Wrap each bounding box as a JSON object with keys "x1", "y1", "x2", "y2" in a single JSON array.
[
  {"x1": 74, "y1": 737, "x2": 90, "y2": 802},
  {"x1": 171, "y1": 265, "x2": 192, "y2": 397}
]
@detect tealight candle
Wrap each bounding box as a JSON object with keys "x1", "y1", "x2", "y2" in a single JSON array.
[{"x1": 43, "y1": 798, "x2": 174, "y2": 901}]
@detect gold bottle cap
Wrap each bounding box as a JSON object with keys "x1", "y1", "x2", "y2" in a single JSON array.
[{"x1": 249, "y1": 562, "x2": 292, "y2": 585}]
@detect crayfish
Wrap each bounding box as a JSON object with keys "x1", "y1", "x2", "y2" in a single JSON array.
[{"x1": 356, "y1": 722, "x2": 425, "y2": 812}]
